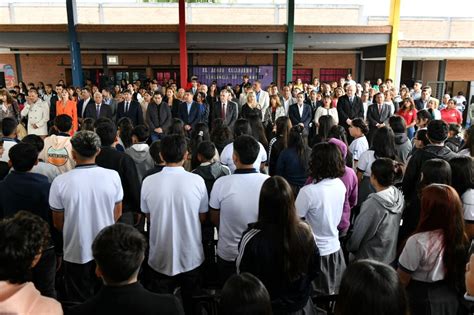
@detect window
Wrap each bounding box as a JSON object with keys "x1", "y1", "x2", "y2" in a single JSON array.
[
  {"x1": 280, "y1": 68, "x2": 313, "y2": 87},
  {"x1": 320, "y1": 68, "x2": 352, "y2": 83}
]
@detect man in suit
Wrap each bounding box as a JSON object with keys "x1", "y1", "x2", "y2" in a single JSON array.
[
  {"x1": 281, "y1": 85, "x2": 297, "y2": 114},
  {"x1": 84, "y1": 92, "x2": 113, "y2": 120},
  {"x1": 102, "y1": 88, "x2": 118, "y2": 121},
  {"x1": 289, "y1": 92, "x2": 312, "y2": 135},
  {"x1": 189, "y1": 77, "x2": 199, "y2": 95},
  {"x1": 178, "y1": 91, "x2": 203, "y2": 132},
  {"x1": 77, "y1": 87, "x2": 93, "y2": 123},
  {"x1": 415, "y1": 86, "x2": 439, "y2": 111},
  {"x1": 253, "y1": 80, "x2": 269, "y2": 122},
  {"x1": 337, "y1": 84, "x2": 364, "y2": 131},
  {"x1": 116, "y1": 89, "x2": 144, "y2": 126},
  {"x1": 366, "y1": 92, "x2": 392, "y2": 144},
  {"x1": 211, "y1": 89, "x2": 238, "y2": 129},
  {"x1": 48, "y1": 84, "x2": 63, "y2": 128},
  {"x1": 146, "y1": 92, "x2": 172, "y2": 142}
]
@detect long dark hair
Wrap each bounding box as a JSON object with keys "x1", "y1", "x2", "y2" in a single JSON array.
[
  {"x1": 190, "y1": 122, "x2": 210, "y2": 169},
  {"x1": 417, "y1": 185, "x2": 469, "y2": 290},
  {"x1": 288, "y1": 125, "x2": 309, "y2": 170},
  {"x1": 274, "y1": 116, "x2": 291, "y2": 149},
  {"x1": 167, "y1": 118, "x2": 186, "y2": 137},
  {"x1": 371, "y1": 127, "x2": 397, "y2": 160},
  {"x1": 318, "y1": 115, "x2": 336, "y2": 140},
  {"x1": 449, "y1": 156, "x2": 474, "y2": 197},
  {"x1": 210, "y1": 118, "x2": 233, "y2": 154},
  {"x1": 462, "y1": 125, "x2": 474, "y2": 157},
  {"x1": 117, "y1": 117, "x2": 133, "y2": 149},
  {"x1": 248, "y1": 115, "x2": 268, "y2": 148},
  {"x1": 256, "y1": 176, "x2": 315, "y2": 281}
]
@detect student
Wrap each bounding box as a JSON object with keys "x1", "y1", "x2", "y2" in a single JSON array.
[
  {"x1": 449, "y1": 157, "x2": 474, "y2": 239},
  {"x1": 210, "y1": 135, "x2": 269, "y2": 285},
  {"x1": 398, "y1": 185, "x2": 469, "y2": 314},
  {"x1": 0, "y1": 143, "x2": 58, "y2": 298},
  {"x1": 141, "y1": 134, "x2": 208, "y2": 314},
  {"x1": 50, "y1": 131, "x2": 124, "y2": 302},
  {"x1": 220, "y1": 119, "x2": 267, "y2": 173},
  {"x1": 21, "y1": 135, "x2": 60, "y2": 183},
  {"x1": 459, "y1": 125, "x2": 474, "y2": 157},
  {"x1": 268, "y1": 116, "x2": 291, "y2": 176},
  {"x1": 445, "y1": 123, "x2": 463, "y2": 153},
  {"x1": 402, "y1": 120, "x2": 458, "y2": 202},
  {"x1": 389, "y1": 115, "x2": 412, "y2": 164},
  {"x1": 142, "y1": 140, "x2": 166, "y2": 181},
  {"x1": 192, "y1": 141, "x2": 230, "y2": 196},
  {"x1": 0, "y1": 139, "x2": 10, "y2": 179},
  {"x1": 0, "y1": 117, "x2": 18, "y2": 162},
  {"x1": 328, "y1": 138, "x2": 358, "y2": 236},
  {"x1": 414, "y1": 109, "x2": 432, "y2": 131},
  {"x1": 219, "y1": 273, "x2": 272, "y2": 315},
  {"x1": 125, "y1": 125, "x2": 154, "y2": 182},
  {"x1": 440, "y1": 98, "x2": 462, "y2": 125},
  {"x1": 68, "y1": 224, "x2": 184, "y2": 315},
  {"x1": 81, "y1": 118, "x2": 95, "y2": 132},
  {"x1": 347, "y1": 158, "x2": 404, "y2": 264},
  {"x1": 397, "y1": 97, "x2": 417, "y2": 140},
  {"x1": 39, "y1": 114, "x2": 76, "y2": 173},
  {"x1": 0, "y1": 211, "x2": 62, "y2": 315},
  {"x1": 237, "y1": 176, "x2": 319, "y2": 313},
  {"x1": 335, "y1": 260, "x2": 408, "y2": 315},
  {"x1": 295, "y1": 142, "x2": 347, "y2": 295},
  {"x1": 95, "y1": 121, "x2": 141, "y2": 216},
  {"x1": 275, "y1": 125, "x2": 311, "y2": 195},
  {"x1": 348, "y1": 118, "x2": 369, "y2": 168}
]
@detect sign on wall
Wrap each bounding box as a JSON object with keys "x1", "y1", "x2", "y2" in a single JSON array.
[{"x1": 192, "y1": 66, "x2": 274, "y2": 89}]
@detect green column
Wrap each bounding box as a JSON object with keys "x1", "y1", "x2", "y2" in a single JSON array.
[{"x1": 285, "y1": 0, "x2": 295, "y2": 85}]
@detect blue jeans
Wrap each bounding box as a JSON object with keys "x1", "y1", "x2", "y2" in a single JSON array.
[{"x1": 407, "y1": 126, "x2": 415, "y2": 140}]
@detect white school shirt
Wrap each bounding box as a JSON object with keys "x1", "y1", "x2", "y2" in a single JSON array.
[
  {"x1": 220, "y1": 141, "x2": 267, "y2": 173},
  {"x1": 398, "y1": 230, "x2": 445, "y2": 282},
  {"x1": 141, "y1": 166, "x2": 208, "y2": 276},
  {"x1": 295, "y1": 178, "x2": 346, "y2": 256},
  {"x1": 0, "y1": 139, "x2": 17, "y2": 162},
  {"x1": 209, "y1": 169, "x2": 269, "y2": 261},
  {"x1": 357, "y1": 150, "x2": 377, "y2": 177},
  {"x1": 49, "y1": 165, "x2": 123, "y2": 264},
  {"x1": 349, "y1": 136, "x2": 369, "y2": 161}
]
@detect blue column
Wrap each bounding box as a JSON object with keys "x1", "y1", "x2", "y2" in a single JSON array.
[{"x1": 66, "y1": 0, "x2": 83, "y2": 87}]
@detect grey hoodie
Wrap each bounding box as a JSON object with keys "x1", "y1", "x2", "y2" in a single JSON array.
[
  {"x1": 125, "y1": 143, "x2": 154, "y2": 182},
  {"x1": 347, "y1": 186, "x2": 404, "y2": 264}
]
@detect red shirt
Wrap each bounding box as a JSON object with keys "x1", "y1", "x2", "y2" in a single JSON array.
[
  {"x1": 397, "y1": 108, "x2": 417, "y2": 126},
  {"x1": 440, "y1": 108, "x2": 462, "y2": 124}
]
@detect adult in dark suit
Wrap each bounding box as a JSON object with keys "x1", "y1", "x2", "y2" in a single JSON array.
[
  {"x1": 178, "y1": 91, "x2": 203, "y2": 132},
  {"x1": 102, "y1": 88, "x2": 118, "y2": 121},
  {"x1": 116, "y1": 89, "x2": 144, "y2": 127},
  {"x1": 210, "y1": 89, "x2": 238, "y2": 129},
  {"x1": 146, "y1": 92, "x2": 172, "y2": 142},
  {"x1": 414, "y1": 87, "x2": 438, "y2": 111},
  {"x1": 68, "y1": 224, "x2": 184, "y2": 315},
  {"x1": 289, "y1": 92, "x2": 312, "y2": 135},
  {"x1": 84, "y1": 92, "x2": 113, "y2": 120},
  {"x1": 48, "y1": 84, "x2": 63, "y2": 127},
  {"x1": 366, "y1": 92, "x2": 392, "y2": 144},
  {"x1": 337, "y1": 84, "x2": 364, "y2": 131},
  {"x1": 77, "y1": 87, "x2": 94, "y2": 123}
]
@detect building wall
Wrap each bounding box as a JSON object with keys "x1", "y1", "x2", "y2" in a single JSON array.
[
  {"x1": 420, "y1": 60, "x2": 439, "y2": 84},
  {"x1": 0, "y1": 52, "x2": 357, "y2": 87},
  {"x1": 446, "y1": 60, "x2": 474, "y2": 81}
]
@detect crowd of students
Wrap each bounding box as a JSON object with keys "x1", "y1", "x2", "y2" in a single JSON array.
[{"x1": 0, "y1": 74, "x2": 473, "y2": 315}]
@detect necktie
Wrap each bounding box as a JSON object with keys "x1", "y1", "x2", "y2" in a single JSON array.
[
  {"x1": 350, "y1": 97, "x2": 353, "y2": 104},
  {"x1": 96, "y1": 105, "x2": 100, "y2": 118},
  {"x1": 221, "y1": 103, "x2": 226, "y2": 119},
  {"x1": 378, "y1": 104, "x2": 382, "y2": 114},
  {"x1": 125, "y1": 102, "x2": 129, "y2": 112}
]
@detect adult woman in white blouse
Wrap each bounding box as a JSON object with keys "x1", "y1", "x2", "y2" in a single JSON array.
[{"x1": 314, "y1": 95, "x2": 339, "y2": 127}]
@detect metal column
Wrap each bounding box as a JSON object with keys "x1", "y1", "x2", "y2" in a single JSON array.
[
  {"x1": 13, "y1": 49, "x2": 22, "y2": 83},
  {"x1": 179, "y1": 0, "x2": 188, "y2": 89},
  {"x1": 384, "y1": 0, "x2": 401, "y2": 81},
  {"x1": 285, "y1": 0, "x2": 295, "y2": 85},
  {"x1": 66, "y1": 0, "x2": 83, "y2": 87}
]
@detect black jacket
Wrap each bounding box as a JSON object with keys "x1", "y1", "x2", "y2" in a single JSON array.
[
  {"x1": 67, "y1": 282, "x2": 184, "y2": 315},
  {"x1": 238, "y1": 223, "x2": 319, "y2": 313},
  {"x1": 95, "y1": 147, "x2": 141, "y2": 213},
  {"x1": 146, "y1": 102, "x2": 172, "y2": 132},
  {"x1": 84, "y1": 102, "x2": 113, "y2": 120},
  {"x1": 117, "y1": 100, "x2": 144, "y2": 126},
  {"x1": 402, "y1": 144, "x2": 458, "y2": 201},
  {"x1": 337, "y1": 95, "x2": 364, "y2": 129}
]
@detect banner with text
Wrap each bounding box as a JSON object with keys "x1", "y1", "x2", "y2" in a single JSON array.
[{"x1": 192, "y1": 66, "x2": 273, "y2": 89}]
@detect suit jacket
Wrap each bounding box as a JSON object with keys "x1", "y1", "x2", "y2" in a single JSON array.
[
  {"x1": 255, "y1": 90, "x2": 270, "y2": 120},
  {"x1": 289, "y1": 103, "x2": 312, "y2": 132},
  {"x1": 146, "y1": 102, "x2": 172, "y2": 132},
  {"x1": 337, "y1": 95, "x2": 364, "y2": 129},
  {"x1": 415, "y1": 97, "x2": 439, "y2": 111},
  {"x1": 104, "y1": 98, "x2": 118, "y2": 121},
  {"x1": 84, "y1": 102, "x2": 113, "y2": 120},
  {"x1": 77, "y1": 97, "x2": 93, "y2": 119},
  {"x1": 116, "y1": 100, "x2": 144, "y2": 126},
  {"x1": 367, "y1": 103, "x2": 391, "y2": 129},
  {"x1": 211, "y1": 101, "x2": 238, "y2": 129},
  {"x1": 178, "y1": 101, "x2": 202, "y2": 129}
]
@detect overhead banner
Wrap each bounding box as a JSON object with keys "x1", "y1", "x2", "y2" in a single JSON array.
[{"x1": 192, "y1": 66, "x2": 273, "y2": 89}]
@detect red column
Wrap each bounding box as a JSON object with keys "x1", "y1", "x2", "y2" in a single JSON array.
[{"x1": 179, "y1": 0, "x2": 188, "y2": 89}]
